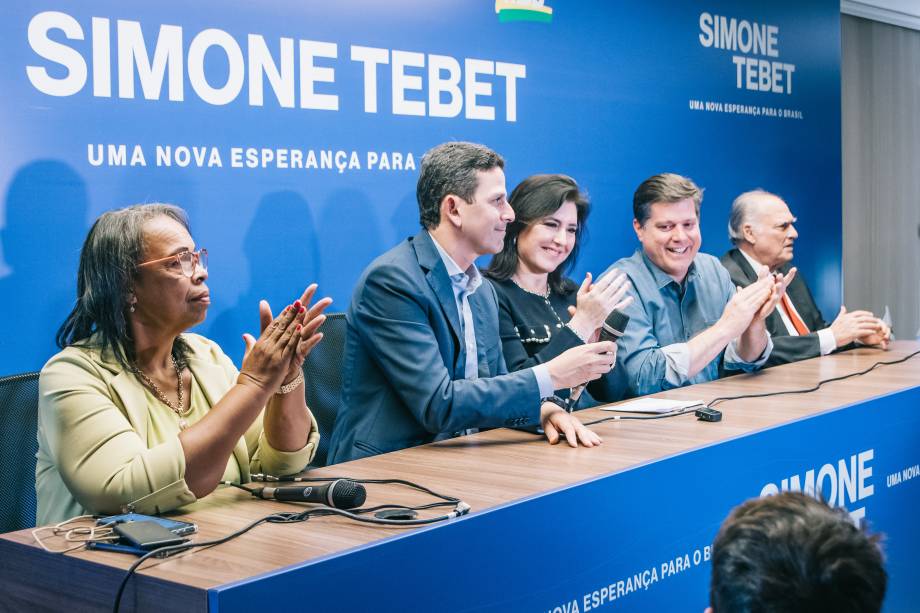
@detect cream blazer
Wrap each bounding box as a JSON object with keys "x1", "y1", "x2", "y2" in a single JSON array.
[{"x1": 36, "y1": 333, "x2": 318, "y2": 525}]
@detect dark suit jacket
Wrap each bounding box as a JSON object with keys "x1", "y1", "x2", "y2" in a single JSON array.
[
  {"x1": 327, "y1": 231, "x2": 541, "y2": 464},
  {"x1": 720, "y1": 248, "x2": 831, "y2": 367}
]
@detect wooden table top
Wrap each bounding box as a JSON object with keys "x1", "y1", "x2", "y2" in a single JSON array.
[{"x1": 4, "y1": 341, "x2": 918, "y2": 591}]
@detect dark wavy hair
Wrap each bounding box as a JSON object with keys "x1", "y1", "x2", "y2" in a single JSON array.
[
  {"x1": 710, "y1": 491, "x2": 887, "y2": 613},
  {"x1": 56, "y1": 204, "x2": 192, "y2": 369},
  {"x1": 484, "y1": 174, "x2": 590, "y2": 294}
]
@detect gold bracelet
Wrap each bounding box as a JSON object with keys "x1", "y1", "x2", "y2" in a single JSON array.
[{"x1": 277, "y1": 370, "x2": 304, "y2": 395}]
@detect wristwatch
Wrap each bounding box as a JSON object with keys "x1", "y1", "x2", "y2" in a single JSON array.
[{"x1": 541, "y1": 395, "x2": 571, "y2": 413}]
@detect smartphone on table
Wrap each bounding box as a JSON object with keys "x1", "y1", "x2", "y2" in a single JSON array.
[
  {"x1": 96, "y1": 512, "x2": 197, "y2": 536},
  {"x1": 90, "y1": 513, "x2": 197, "y2": 556}
]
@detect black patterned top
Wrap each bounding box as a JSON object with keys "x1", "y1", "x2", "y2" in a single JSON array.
[{"x1": 487, "y1": 277, "x2": 625, "y2": 405}]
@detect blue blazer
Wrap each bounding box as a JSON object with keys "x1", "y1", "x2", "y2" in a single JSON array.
[{"x1": 327, "y1": 231, "x2": 541, "y2": 464}]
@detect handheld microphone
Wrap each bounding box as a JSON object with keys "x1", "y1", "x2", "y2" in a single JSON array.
[
  {"x1": 570, "y1": 310, "x2": 631, "y2": 405},
  {"x1": 253, "y1": 479, "x2": 367, "y2": 509},
  {"x1": 599, "y1": 310, "x2": 630, "y2": 343}
]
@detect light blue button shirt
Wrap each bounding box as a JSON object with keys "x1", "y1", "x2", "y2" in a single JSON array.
[
  {"x1": 608, "y1": 249, "x2": 772, "y2": 397},
  {"x1": 450, "y1": 270, "x2": 482, "y2": 381},
  {"x1": 428, "y1": 233, "x2": 554, "y2": 398}
]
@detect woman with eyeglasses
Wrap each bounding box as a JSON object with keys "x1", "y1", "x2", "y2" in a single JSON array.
[
  {"x1": 36, "y1": 204, "x2": 330, "y2": 524},
  {"x1": 484, "y1": 174, "x2": 632, "y2": 407}
]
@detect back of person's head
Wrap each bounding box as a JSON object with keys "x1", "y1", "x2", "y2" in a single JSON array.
[
  {"x1": 416, "y1": 141, "x2": 504, "y2": 230},
  {"x1": 632, "y1": 172, "x2": 702, "y2": 226},
  {"x1": 709, "y1": 492, "x2": 886, "y2": 613}
]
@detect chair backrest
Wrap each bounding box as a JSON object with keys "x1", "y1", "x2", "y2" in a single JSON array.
[
  {"x1": 302, "y1": 313, "x2": 347, "y2": 468},
  {"x1": 0, "y1": 371, "x2": 40, "y2": 533}
]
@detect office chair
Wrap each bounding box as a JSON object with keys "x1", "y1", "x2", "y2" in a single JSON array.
[
  {"x1": 0, "y1": 371, "x2": 40, "y2": 532},
  {"x1": 302, "y1": 313, "x2": 347, "y2": 467}
]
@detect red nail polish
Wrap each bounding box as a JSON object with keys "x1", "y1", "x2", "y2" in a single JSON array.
[
  {"x1": 299, "y1": 306, "x2": 306, "y2": 313},
  {"x1": 293, "y1": 300, "x2": 302, "y2": 309},
  {"x1": 296, "y1": 324, "x2": 302, "y2": 331}
]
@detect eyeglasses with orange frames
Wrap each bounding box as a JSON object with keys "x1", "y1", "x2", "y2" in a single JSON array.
[{"x1": 136, "y1": 249, "x2": 208, "y2": 278}]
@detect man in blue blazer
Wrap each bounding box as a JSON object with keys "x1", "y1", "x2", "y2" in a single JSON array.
[{"x1": 327, "y1": 142, "x2": 617, "y2": 463}]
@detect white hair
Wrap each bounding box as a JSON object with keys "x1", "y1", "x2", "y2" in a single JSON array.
[{"x1": 727, "y1": 189, "x2": 781, "y2": 245}]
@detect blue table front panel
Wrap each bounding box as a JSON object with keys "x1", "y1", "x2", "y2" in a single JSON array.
[{"x1": 210, "y1": 386, "x2": 920, "y2": 612}]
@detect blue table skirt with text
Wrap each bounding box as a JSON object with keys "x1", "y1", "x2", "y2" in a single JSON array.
[{"x1": 210, "y1": 385, "x2": 920, "y2": 612}]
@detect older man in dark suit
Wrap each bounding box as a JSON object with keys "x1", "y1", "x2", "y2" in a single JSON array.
[
  {"x1": 327, "y1": 142, "x2": 616, "y2": 464},
  {"x1": 720, "y1": 189, "x2": 889, "y2": 366}
]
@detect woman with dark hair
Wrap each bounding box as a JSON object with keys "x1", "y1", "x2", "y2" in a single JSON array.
[
  {"x1": 36, "y1": 204, "x2": 330, "y2": 524},
  {"x1": 485, "y1": 174, "x2": 632, "y2": 405}
]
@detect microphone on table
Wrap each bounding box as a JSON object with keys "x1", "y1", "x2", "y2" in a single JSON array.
[
  {"x1": 252, "y1": 479, "x2": 367, "y2": 509},
  {"x1": 570, "y1": 310, "x2": 631, "y2": 406}
]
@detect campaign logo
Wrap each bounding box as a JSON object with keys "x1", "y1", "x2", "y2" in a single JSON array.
[
  {"x1": 698, "y1": 11, "x2": 796, "y2": 95},
  {"x1": 760, "y1": 448, "x2": 875, "y2": 523},
  {"x1": 495, "y1": 0, "x2": 553, "y2": 23}
]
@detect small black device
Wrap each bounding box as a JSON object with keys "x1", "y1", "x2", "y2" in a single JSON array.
[
  {"x1": 695, "y1": 407, "x2": 723, "y2": 422},
  {"x1": 113, "y1": 520, "x2": 189, "y2": 550}
]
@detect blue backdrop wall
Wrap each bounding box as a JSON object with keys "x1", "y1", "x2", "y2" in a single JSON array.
[{"x1": 0, "y1": 0, "x2": 841, "y2": 374}]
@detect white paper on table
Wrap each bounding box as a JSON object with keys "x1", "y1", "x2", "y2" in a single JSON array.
[{"x1": 601, "y1": 397, "x2": 703, "y2": 414}]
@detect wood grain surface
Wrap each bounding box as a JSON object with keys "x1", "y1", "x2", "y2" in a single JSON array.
[{"x1": 2, "y1": 342, "x2": 917, "y2": 611}]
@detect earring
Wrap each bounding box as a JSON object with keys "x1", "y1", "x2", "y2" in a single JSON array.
[{"x1": 130, "y1": 303, "x2": 136, "y2": 313}]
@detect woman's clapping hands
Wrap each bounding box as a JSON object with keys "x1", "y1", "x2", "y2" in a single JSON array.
[{"x1": 239, "y1": 284, "x2": 332, "y2": 394}]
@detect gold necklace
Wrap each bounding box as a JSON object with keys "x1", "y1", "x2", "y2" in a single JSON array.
[{"x1": 133, "y1": 355, "x2": 192, "y2": 430}]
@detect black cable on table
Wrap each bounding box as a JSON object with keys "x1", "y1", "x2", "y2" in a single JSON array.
[{"x1": 583, "y1": 349, "x2": 920, "y2": 426}]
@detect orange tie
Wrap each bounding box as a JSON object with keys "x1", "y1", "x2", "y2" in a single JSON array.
[{"x1": 781, "y1": 293, "x2": 810, "y2": 335}]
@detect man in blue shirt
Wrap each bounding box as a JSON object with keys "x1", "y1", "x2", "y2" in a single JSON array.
[
  {"x1": 328, "y1": 142, "x2": 617, "y2": 463},
  {"x1": 607, "y1": 173, "x2": 793, "y2": 397}
]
